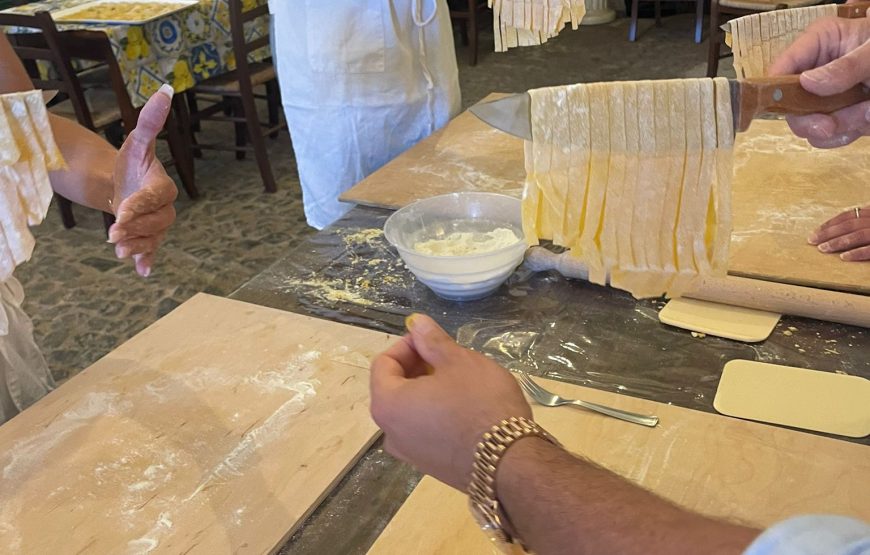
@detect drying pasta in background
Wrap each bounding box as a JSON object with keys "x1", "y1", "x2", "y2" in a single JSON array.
[
  {"x1": 523, "y1": 77, "x2": 734, "y2": 299},
  {"x1": 0, "y1": 90, "x2": 66, "y2": 282},
  {"x1": 489, "y1": 0, "x2": 586, "y2": 52},
  {"x1": 730, "y1": 5, "x2": 837, "y2": 78}
]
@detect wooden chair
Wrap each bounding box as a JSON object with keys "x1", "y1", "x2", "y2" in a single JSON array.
[
  {"x1": 449, "y1": 0, "x2": 488, "y2": 66},
  {"x1": 185, "y1": 0, "x2": 284, "y2": 193},
  {"x1": 1, "y1": 10, "x2": 198, "y2": 229},
  {"x1": 705, "y1": 0, "x2": 822, "y2": 76},
  {"x1": 629, "y1": 0, "x2": 705, "y2": 43}
]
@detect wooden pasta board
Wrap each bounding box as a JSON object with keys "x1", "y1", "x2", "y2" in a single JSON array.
[
  {"x1": 368, "y1": 377, "x2": 870, "y2": 554},
  {"x1": 342, "y1": 98, "x2": 870, "y2": 295},
  {"x1": 0, "y1": 294, "x2": 392, "y2": 554},
  {"x1": 340, "y1": 93, "x2": 525, "y2": 209}
]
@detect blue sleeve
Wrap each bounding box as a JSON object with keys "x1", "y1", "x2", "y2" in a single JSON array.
[{"x1": 744, "y1": 515, "x2": 870, "y2": 555}]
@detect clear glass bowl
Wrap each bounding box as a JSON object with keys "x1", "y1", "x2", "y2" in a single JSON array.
[{"x1": 383, "y1": 193, "x2": 526, "y2": 301}]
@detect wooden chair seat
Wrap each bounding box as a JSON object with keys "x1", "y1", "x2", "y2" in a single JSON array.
[
  {"x1": 192, "y1": 62, "x2": 275, "y2": 94},
  {"x1": 719, "y1": 0, "x2": 818, "y2": 10},
  {"x1": 49, "y1": 87, "x2": 121, "y2": 129}
]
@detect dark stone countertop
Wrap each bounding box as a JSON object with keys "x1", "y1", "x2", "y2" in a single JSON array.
[{"x1": 230, "y1": 205, "x2": 870, "y2": 555}]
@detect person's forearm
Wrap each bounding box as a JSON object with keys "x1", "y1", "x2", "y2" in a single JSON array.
[
  {"x1": 48, "y1": 114, "x2": 115, "y2": 213},
  {"x1": 497, "y1": 437, "x2": 761, "y2": 555}
]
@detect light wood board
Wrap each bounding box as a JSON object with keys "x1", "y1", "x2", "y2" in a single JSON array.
[
  {"x1": 341, "y1": 98, "x2": 870, "y2": 295},
  {"x1": 728, "y1": 119, "x2": 870, "y2": 294},
  {"x1": 715, "y1": 359, "x2": 870, "y2": 438},
  {"x1": 339, "y1": 93, "x2": 525, "y2": 209},
  {"x1": 368, "y1": 376, "x2": 870, "y2": 554},
  {"x1": 0, "y1": 294, "x2": 393, "y2": 554}
]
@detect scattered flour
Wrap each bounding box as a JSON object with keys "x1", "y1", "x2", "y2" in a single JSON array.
[{"x1": 413, "y1": 227, "x2": 519, "y2": 256}]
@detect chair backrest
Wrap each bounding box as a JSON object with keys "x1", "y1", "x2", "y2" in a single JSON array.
[
  {"x1": 227, "y1": 0, "x2": 270, "y2": 93},
  {"x1": 0, "y1": 10, "x2": 97, "y2": 128}
]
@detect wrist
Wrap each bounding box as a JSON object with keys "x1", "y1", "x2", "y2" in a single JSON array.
[{"x1": 467, "y1": 417, "x2": 560, "y2": 551}]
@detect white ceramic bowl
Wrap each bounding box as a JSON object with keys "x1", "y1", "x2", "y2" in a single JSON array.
[{"x1": 383, "y1": 193, "x2": 526, "y2": 301}]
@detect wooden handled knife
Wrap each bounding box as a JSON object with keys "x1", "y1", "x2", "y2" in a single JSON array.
[{"x1": 469, "y1": 76, "x2": 870, "y2": 139}]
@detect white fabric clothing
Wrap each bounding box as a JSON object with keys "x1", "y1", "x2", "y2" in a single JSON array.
[
  {"x1": 0, "y1": 277, "x2": 55, "y2": 424},
  {"x1": 269, "y1": 0, "x2": 461, "y2": 229},
  {"x1": 744, "y1": 515, "x2": 870, "y2": 555}
]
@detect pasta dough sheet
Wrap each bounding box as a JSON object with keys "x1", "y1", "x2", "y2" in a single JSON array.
[
  {"x1": 0, "y1": 90, "x2": 66, "y2": 282},
  {"x1": 524, "y1": 78, "x2": 735, "y2": 299},
  {"x1": 489, "y1": 0, "x2": 586, "y2": 52},
  {"x1": 730, "y1": 5, "x2": 837, "y2": 78}
]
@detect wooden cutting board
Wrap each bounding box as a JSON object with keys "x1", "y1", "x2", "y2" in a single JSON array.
[
  {"x1": 0, "y1": 294, "x2": 392, "y2": 554},
  {"x1": 728, "y1": 119, "x2": 870, "y2": 294},
  {"x1": 340, "y1": 93, "x2": 524, "y2": 209},
  {"x1": 368, "y1": 377, "x2": 870, "y2": 554},
  {"x1": 341, "y1": 98, "x2": 870, "y2": 295}
]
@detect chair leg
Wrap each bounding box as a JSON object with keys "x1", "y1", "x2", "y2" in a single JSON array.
[
  {"x1": 468, "y1": 2, "x2": 479, "y2": 66},
  {"x1": 56, "y1": 195, "x2": 76, "y2": 229},
  {"x1": 165, "y1": 98, "x2": 199, "y2": 199},
  {"x1": 266, "y1": 80, "x2": 281, "y2": 139},
  {"x1": 240, "y1": 90, "x2": 277, "y2": 193},
  {"x1": 102, "y1": 212, "x2": 115, "y2": 235},
  {"x1": 694, "y1": 0, "x2": 704, "y2": 43},
  {"x1": 186, "y1": 91, "x2": 201, "y2": 132},
  {"x1": 629, "y1": 0, "x2": 640, "y2": 41},
  {"x1": 654, "y1": 0, "x2": 662, "y2": 27},
  {"x1": 232, "y1": 97, "x2": 247, "y2": 161},
  {"x1": 104, "y1": 122, "x2": 124, "y2": 149},
  {"x1": 706, "y1": 0, "x2": 722, "y2": 77}
]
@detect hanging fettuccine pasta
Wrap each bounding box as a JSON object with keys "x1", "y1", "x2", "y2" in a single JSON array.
[
  {"x1": 489, "y1": 0, "x2": 586, "y2": 52},
  {"x1": 523, "y1": 78, "x2": 734, "y2": 299},
  {"x1": 730, "y1": 5, "x2": 837, "y2": 78},
  {"x1": 0, "y1": 90, "x2": 66, "y2": 282}
]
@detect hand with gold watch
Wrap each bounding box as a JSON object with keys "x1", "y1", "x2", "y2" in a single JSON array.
[{"x1": 370, "y1": 314, "x2": 770, "y2": 555}]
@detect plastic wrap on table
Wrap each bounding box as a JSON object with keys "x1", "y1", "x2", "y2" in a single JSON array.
[{"x1": 234, "y1": 207, "x2": 870, "y2": 420}]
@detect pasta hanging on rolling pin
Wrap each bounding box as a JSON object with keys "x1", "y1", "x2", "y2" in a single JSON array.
[{"x1": 523, "y1": 78, "x2": 734, "y2": 299}]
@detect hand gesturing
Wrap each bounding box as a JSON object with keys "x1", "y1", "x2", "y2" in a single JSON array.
[{"x1": 107, "y1": 84, "x2": 178, "y2": 277}]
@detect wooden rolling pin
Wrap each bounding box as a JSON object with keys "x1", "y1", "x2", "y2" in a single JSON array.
[{"x1": 524, "y1": 247, "x2": 870, "y2": 328}]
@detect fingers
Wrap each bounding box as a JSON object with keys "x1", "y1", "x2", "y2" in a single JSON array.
[
  {"x1": 405, "y1": 313, "x2": 460, "y2": 367},
  {"x1": 801, "y1": 37, "x2": 870, "y2": 96},
  {"x1": 115, "y1": 233, "x2": 164, "y2": 259},
  {"x1": 370, "y1": 338, "x2": 415, "y2": 393},
  {"x1": 768, "y1": 18, "x2": 841, "y2": 76},
  {"x1": 133, "y1": 252, "x2": 155, "y2": 277},
  {"x1": 841, "y1": 245, "x2": 870, "y2": 261},
  {"x1": 809, "y1": 206, "x2": 869, "y2": 244},
  {"x1": 115, "y1": 165, "x2": 178, "y2": 223},
  {"x1": 109, "y1": 204, "x2": 175, "y2": 243},
  {"x1": 816, "y1": 228, "x2": 870, "y2": 254},
  {"x1": 125, "y1": 84, "x2": 174, "y2": 159}
]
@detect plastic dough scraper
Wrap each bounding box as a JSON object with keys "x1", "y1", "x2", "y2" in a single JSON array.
[{"x1": 469, "y1": 75, "x2": 870, "y2": 138}]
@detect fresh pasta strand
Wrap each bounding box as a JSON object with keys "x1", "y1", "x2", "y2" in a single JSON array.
[
  {"x1": 729, "y1": 5, "x2": 837, "y2": 77},
  {"x1": 523, "y1": 78, "x2": 735, "y2": 299}
]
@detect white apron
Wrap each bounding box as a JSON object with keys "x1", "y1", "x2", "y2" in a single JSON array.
[
  {"x1": 0, "y1": 277, "x2": 55, "y2": 424},
  {"x1": 269, "y1": 0, "x2": 461, "y2": 229}
]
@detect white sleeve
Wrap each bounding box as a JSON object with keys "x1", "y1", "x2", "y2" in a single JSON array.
[{"x1": 744, "y1": 515, "x2": 870, "y2": 555}]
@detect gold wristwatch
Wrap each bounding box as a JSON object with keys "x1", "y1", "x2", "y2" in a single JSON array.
[{"x1": 468, "y1": 416, "x2": 561, "y2": 554}]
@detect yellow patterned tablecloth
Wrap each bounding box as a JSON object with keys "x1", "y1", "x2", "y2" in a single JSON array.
[{"x1": 5, "y1": 0, "x2": 269, "y2": 107}]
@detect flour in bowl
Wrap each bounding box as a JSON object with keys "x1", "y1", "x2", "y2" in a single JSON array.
[{"x1": 413, "y1": 228, "x2": 520, "y2": 256}]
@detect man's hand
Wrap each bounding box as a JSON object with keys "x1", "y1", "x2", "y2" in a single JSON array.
[
  {"x1": 808, "y1": 205, "x2": 870, "y2": 260},
  {"x1": 769, "y1": 17, "x2": 870, "y2": 148},
  {"x1": 108, "y1": 84, "x2": 178, "y2": 277},
  {"x1": 370, "y1": 314, "x2": 532, "y2": 491}
]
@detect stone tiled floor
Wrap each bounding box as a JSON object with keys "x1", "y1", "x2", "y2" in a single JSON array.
[{"x1": 17, "y1": 13, "x2": 734, "y2": 383}]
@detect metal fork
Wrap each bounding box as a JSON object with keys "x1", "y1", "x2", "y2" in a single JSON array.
[{"x1": 516, "y1": 372, "x2": 659, "y2": 428}]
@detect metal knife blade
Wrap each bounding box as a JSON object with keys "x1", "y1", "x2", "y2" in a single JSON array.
[
  {"x1": 470, "y1": 77, "x2": 870, "y2": 138},
  {"x1": 469, "y1": 93, "x2": 532, "y2": 141}
]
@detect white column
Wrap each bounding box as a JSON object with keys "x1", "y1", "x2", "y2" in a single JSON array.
[{"x1": 580, "y1": 0, "x2": 616, "y2": 25}]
